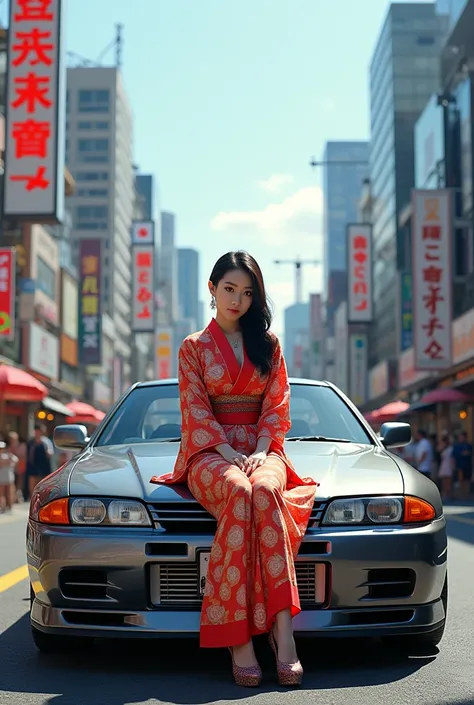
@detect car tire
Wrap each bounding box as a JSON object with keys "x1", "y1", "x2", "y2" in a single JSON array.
[{"x1": 30, "y1": 584, "x2": 93, "y2": 654}]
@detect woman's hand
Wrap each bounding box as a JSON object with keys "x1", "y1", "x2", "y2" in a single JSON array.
[
  {"x1": 244, "y1": 451, "x2": 267, "y2": 475},
  {"x1": 215, "y1": 443, "x2": 249, "y2": 472}
]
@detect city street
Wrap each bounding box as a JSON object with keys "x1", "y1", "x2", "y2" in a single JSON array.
[{"x1": 0, "y1": 505, "x2": 473, "y2": 705}]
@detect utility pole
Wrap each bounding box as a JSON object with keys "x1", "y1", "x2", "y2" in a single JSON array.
[{"x1": 274, "y1": 257, "x2": 321, "y2": 304}]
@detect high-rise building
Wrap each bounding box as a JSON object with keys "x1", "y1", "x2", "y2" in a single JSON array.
[
  {"x1": 284, "y1": 303, "x2": 310, "y2": 377},
  {"x1": 160, "y1": 212, "x2": 179, "y2": 325},
  {"x1": 66, "y1": 67, "x2": 135, "y2": 390},
  {"x1": 178, "y1": 248, "x2": 200, "y2": 329},
  {"x1": 369, "y1": 3, "x2": 448, "y2": 366},
  {"x1": 323, "y1": 141, "x2": 369, "y2": 336},
  {"x1": 135, "y1": 174, "x2": 154, "y2": 220}
]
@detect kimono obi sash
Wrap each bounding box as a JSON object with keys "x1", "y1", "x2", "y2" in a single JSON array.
[{"x1": 211, "y1": 394, "x2": 262, "y2": 425}]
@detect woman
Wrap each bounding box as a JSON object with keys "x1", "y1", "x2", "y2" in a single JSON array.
[
  {"x1": 438, "y1": 433, "x2": 454, "y2": 501},
  {"x1": 151, "y1": 251, "x2": 318, "y2": 687},
  {"x1": 0, "y1": 432, "x2": 19, "y2": 512}
]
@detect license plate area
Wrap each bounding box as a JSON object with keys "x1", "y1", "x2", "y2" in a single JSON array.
[{"x1": 199, "y1": 551, "x2": 211, "y2": 596}]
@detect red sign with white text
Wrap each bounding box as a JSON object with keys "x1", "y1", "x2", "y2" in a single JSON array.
[
  {"x1": 412, "y1": 189, "x2": 452, "y2": 370},
  {"x1": 132, "y1": 245, "x2": 155, "y2": 332},
  {"x1": 347, "y1": 224, "x2": 373, "y2": 323},
  {"x1": 0, "y1": 248, "x2": 16, "y2": 340},
  {"x1": 3, "y1": 0, "x2": 65, "y2": 222}
]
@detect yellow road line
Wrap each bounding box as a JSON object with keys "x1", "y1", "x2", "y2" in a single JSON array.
[
  {"x1": 0, "y1": 564, "x2": 29, "y2": 594},
  {"x1": 448, "y1": 515, "x2": 474, "y2": 526}
]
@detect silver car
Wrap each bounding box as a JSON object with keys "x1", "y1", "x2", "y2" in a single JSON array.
[{"x1": 27, "y1": 379, "x2": 447, "y2": 654}]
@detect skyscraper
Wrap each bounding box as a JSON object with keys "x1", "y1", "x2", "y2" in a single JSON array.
[
  {"x1": 66, "y1": 67, "x2": 134, "y2": 389},
  {"x1": 369, "y1": 3, "x2": 448, "y2": 366},
  {"x1": 178, "y1": 248, "x2": 200, "y2": 329},
  {"x1": 160, "y1": 212, "x2": 179, "y2": 326},
  {"x1": 135, "y1": 174, "x2": 154, "y2": 221}
]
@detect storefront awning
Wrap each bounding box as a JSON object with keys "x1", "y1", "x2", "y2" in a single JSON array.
[
  {"x1": 364, "y1": 401, "x2": 409, "y2": 425},
  {"x1": 42, "y1": 396, "x2": 74, "y2": 417},
  {"x1": 397, "y1": 388, "x2": 472, "y2": 416},
  {"x1": 66, "y1": 401, "x2": 106, "y2": 425},
  {"x1": 0, "y1": 364, "x2": 47, "y2": 402}
]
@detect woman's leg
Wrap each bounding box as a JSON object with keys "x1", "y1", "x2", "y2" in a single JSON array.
[
  {"x1": 187, "y1": 452, "x2": 257, "y2": 663},
  {"x1": 249, "y1": 454, "x2": 303, "y2": 662}
]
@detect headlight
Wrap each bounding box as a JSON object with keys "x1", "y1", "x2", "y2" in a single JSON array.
[
  {"x1": 367, "y1": 497, "x2": 402, "y2": 523},
  {"x1": 108, "y1": 500, "x2": 151, "y2": 525},
  {"x1": 71, "y1": 498, "x2": 106, "y2": 525},
  {"x1": 324, "y1": 499, "x2": 365, "y2": 524},
  {"x1": 321, "y1": 496, "x2": 430, "y2": 526}
]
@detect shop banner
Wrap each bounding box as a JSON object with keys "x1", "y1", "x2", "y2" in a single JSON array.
[
  {"x1": 399, "y1": 271, "x2": 413, "y2": 352},
  {"x1": 0, "y1": 248, "x2": 16, "y2": 340},
  {"x1": 349, "y1": 334, "x2": 368, "y2": 407},
  {"x1": 347, "y1": 224, "x2": 373, "y2": 324},
  {"x1": 412, "y1": 189, "x2": 452, "y2": 370},
  {"x1": 29, "y1": 321, "x2": 59, "y2": 379},
  {"x1": 78, "y1": 239, "x2": 102, "y2": 366},
  {"x1": 3, "y1": 0, "x2": 66, "y2": 222},
  {"x1": 132, "y1": 245, "x2": 155, "y2": 332},
  {"x1": 154, "y1": 327, "x2": 173, "y2": 379}
]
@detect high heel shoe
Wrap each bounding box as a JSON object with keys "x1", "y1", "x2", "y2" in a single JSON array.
[
  {"x1": 269, "y1": 629, "x2": 303, "y2": 687},
  {"x1": 228, "y1": 647, "x2": 262, "y2": 687}
]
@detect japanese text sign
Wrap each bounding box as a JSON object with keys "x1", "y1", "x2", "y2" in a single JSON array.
[
  {"x1": 155, "y1": 328, "x2": 173, "y2": 379},
  {"x1": 412, "y1": 189, "x2": 452, "y2": 370},
  {"x1": 78, "y1": 240, "x2": 102, "y2": 366},
  {"x1": 0, "y1": 248, "x2": 16, "y2": 340},
  {"x1": 3, "y1": 0, "x2": 65, "y2": 222},
  {"x1": 131, "y1": 221, "x2": 154, "y2": 245},
  {"x1": 347, "y1": 224, "x2": 373, "y2": 323},
  {"x1": 132, "y1": 245, "x2": 155, "y2": 332}
]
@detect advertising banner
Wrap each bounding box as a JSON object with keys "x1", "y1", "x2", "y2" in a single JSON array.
[
  {"x1": 349, "y1": 334, "x2": 368, "y2": 407},
  {"x1": 29, "y1": 321, "x2": 59, "y2": 379},
  {"x1": 0, "y1": 248, "x2": 16, "y2": 340},
  {"x1": 347, "y1": 224, "x2": 373, "y2": 323},
  {"x1": 412, "y1": 189, "x2": 452, "y2": 370},
  {"x1": 61, "y1": 270, "x2": 78, "y2": 340},
  {"x1": 132, "y1": 245, "x2": 155, "y2": 332},
  {"x1": 78, "y1": 239, "x2": 102, "y2": 366},
  {"x1": 398, "y1": 271, "x2": 413, "y2": 352},
  {"x1": 3, "y1": 0, "x2": 66, "y2": 222},
  {"x1": 154, "y1": 327, "x2": 173, "y2": 379},
  {"x1": 131, "y1": 221, "x2": 154, "y2": 245}
]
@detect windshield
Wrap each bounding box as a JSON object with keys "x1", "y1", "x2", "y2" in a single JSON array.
[{"x1": 95, "y1": 383, "x2": 373, "y2": 447}]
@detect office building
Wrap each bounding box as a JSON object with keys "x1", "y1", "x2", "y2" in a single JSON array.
[
  {"x1": 369, "y1": 3, "x2": 448, "y2": 367},
  {"x1": 66, "y1": 67, "x2": 135, "y2": 392},
  {"x1": 160, "y1": 212, "x2": 179, "y2": 326},
  {"x1": 284, "y1": 303, "x2": 310, "y2": 377},
  {"x1": 178, "y1": 248, "x2": 200, "y2": 330},
  {"x1": 135, "y1": 174, "x2": 154, "y2": 221},
  {"x1": 323, "y1": 141, "x2": 369, "y2": 336}
]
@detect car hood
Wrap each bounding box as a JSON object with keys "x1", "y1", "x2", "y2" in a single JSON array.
[{"x1": 68, "y1": 441, "x2": 403, "y2": 501}]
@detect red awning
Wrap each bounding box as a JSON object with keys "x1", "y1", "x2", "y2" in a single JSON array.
[
  {"x1": 418, "y1": 388, "x2": 472, "y2": 405},
  {"x1": 0, "y1": 364, "x2": 48, "y2": 402},
  {"x1": 365, "y1": 400, "x2": 410, "y2": 425},
  {"x1": 66, "y1": 401, "x2": 105, "y2": 425}
]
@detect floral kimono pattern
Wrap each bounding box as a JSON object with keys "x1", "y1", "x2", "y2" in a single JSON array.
[{"x1": 152, "y1": 318, "x2": 318, "y2": 648}]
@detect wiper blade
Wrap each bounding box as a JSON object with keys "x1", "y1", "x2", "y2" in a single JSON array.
[
  {"x1": 286, "y1": 435, "x2": 352, "y2": 443},
  {"x1": 154, "y1": 437, "x2": 181, "y2": 443}
]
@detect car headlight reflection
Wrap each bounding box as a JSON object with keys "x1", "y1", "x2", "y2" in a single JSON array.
[
  {"x1": 325, "y1": 499, "x2": 365, "y2": 524},
  {"x1": 71, "y1": 498, "x2": 106, "y2": 525},
  {"x1": 367, "y1": 497, "x2": 402, "y2": 523},
  {"x1": 108, "y1": 500, "x2": 150, "y2": 525},
  {"x1": 322, "y1": 497, "x2": 408, "y2": 525}
]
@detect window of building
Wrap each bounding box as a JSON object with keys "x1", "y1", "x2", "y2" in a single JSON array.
[
  {"x1": 78, "y1": 89, "x2": 110, "y2": 113},
  {"x1": 76, "y1": 171, "x2": 109, "y2": 182},
  {"x1": 417, "y1": 36, "x2": 435, "y2": 45},
  {"x1": 75, "y1": 205, "x2": 109, "y2": 231},
  {"x1": 36, "y1": 256, "x2": 56, "y2": 300},
  {"x1": 78, "y1": 121, "x2": 110, "y2": 130},
  {"x1": 77, "y1": 188, "x2": 109, "y2": 198},
  {"x1": 77, "y1": 137, "x2": 109, "y2": 164}
]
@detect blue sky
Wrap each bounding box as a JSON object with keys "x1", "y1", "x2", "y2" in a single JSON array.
[{"x1": 60, "y1": 0, "x2": 432, "y2": 334}]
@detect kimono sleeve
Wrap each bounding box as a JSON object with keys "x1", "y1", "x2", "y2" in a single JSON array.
[
  {"x1": 257, "y1": 338, "x2": 291, "y2": 448},
  {"x1": 178, "y1": 338, "x2": 229, "y2": 461}
]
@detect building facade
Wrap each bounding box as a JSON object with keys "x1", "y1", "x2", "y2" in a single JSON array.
[{"x1": 178, "y1": 248, "x2": 200, "y2": 329}]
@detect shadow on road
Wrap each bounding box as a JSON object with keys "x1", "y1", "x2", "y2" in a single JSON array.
[
  {"x1": 0, "y1": 613, "x2": 440, "y2": 704},
  {"x1": 445, "y1": 509, "x2": 474, "y2": 546}
]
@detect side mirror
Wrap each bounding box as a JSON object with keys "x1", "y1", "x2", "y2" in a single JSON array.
[
  {"x1": 54, "y1": 424, "x2": 89, "y2": 451},
  {"x1": 379, "y1": 422, "x2": 412, "y2": 449}
]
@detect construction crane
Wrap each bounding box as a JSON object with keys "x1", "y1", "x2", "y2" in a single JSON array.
[
  {"x1": 274, "y1": 257, "x2": 321, "y2": 304},
  {"x1": 67, "y1": 24, "x2": 124, "y2": 69}
]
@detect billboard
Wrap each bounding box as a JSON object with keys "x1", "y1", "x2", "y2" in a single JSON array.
[
  {"x1": 131, "y1": 221, "x2": 154, "y2": 245},
  {"x1": 349, "y1": 334, "x2": 368, "y2": 407},
  {"x1": 132, "y1": 245, "x2": 155, "y2": 332},
  {"x1": 154, "y1": 327, "x2": 173, "y2": 379},
  {"x1": 78, "y1": 240, "x2": 102, "y2": 366},
  {"x1": 309, "y1": 293, "x2": 323, "y2": 379},
  {"x1": 347, "y1": 224, "x2": 373, "y2": 324},
  {"x1": 3, "y1": 0, "x2": 66, "y2": 222},
  {"x1": 29, "y1": 321, "x2": 58, "y2": 379},
  {"x1": 412, "y1": 189, "x2": 452, "y2": 370},
  {"x1": 0, "y1": 248, "x2": 16, "y2": 340}
]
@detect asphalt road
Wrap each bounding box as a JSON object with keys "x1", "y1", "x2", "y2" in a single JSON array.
[{"x1": 1, "y1": 503, "x2": 474, "y2": 705}]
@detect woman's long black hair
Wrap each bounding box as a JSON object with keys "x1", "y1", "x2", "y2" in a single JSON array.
[{"x1": 209, "y1": 251, "x2": 276, "y2": 376}]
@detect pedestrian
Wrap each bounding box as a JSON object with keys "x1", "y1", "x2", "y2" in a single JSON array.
[
  {"x1": 0, "y1": 432, "x2": 19, "y2": 512},
  {"x1": 452, "y1": 431, "x2": 473, "y2": 500},
  {"x1": 438, "y1": 433, "x2": 454, "y2": 502},
  {"x1": 26, "y1": 424, "x2": 53, "y2": 498},
  {"x1": 414, "y1": 429, "x2": 434, "y2": 479},
  {"x1": 151, "y1": 251, "x2": 317, "y2": 687}
]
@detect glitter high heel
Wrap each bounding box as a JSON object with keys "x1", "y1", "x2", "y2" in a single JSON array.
[
  {"x1": 228, "y1": 647, "x2": 262, "y2": 687},
  {"x1": 269, "y1": 629, "x2": 303, "y2": 687}
]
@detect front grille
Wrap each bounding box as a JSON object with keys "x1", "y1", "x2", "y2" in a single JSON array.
[
  {"x1": 359, "y1": 568, "x2": 416, "y2": 601},
  {"x1": 148, "y1": 498, "x2": 328, "y2": 533},
  {"x1": 152, "y1": 561, "x2": 326, "y2": 608},
  {"x1": 59, "y1": 569, "x2": 109, "y2": 600}
]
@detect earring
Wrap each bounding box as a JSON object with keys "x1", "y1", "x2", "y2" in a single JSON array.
[{"x1": 210, "y1": 296, "x2": 216, "y2": 310}]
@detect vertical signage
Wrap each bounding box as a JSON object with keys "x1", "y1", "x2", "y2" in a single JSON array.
[
  {"x1": 347, "y1": 224, "x2": 373, "y2": 324},
  {"x1": 132, "y1": 245, "x2": 155, "y2": 332},
  {"x1": 78, "y1": 240, "x2": 102, "y2": 366},
  {"x1": 3, "y1": 0, "x2": 66, "y2": 222},
  {"x1": 399, "y1": 271, "x2": 413, "y2": 352},
  {"x1": 0, "y1": 248, "x2": 16, "y2": 340},
  {"x1": 131, "y1": 221, "x2": 154, "y2": 245},
  {"x1": 309, "y1": 293, "x2": 323, "y2": 379},
  {"x1": 349, "y1": 334, "x2": 368, "y2": 407},
  {"x1": 334, "y1": 301, "x2": 348, "y2": 393},
  {"x1": 412, "y1": 189, "x2": 452, "y2": 370},
  {"x1": 154, "y1": 327, "x2": 173, "y2": 379}
]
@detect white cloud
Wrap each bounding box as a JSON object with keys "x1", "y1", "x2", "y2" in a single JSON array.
[
  {"x1": 210, "y1": 185, "x2": 323, "y2": 247},
  {"x1": 257, "y1": 173, "x2": 294, "y2": 194}
]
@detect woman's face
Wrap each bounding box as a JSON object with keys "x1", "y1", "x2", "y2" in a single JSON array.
[{"x1": 209, "y1": 268, "x2": 254, "y2": 323}]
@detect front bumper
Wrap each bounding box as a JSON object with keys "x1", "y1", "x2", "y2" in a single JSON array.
[{"x1": 28, "y1": 517, "x2": 448, "y2": 640}]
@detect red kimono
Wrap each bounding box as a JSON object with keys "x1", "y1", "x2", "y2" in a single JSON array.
[{"x1": 153, "y1": 318, "x2": 318, "y2": 648}]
